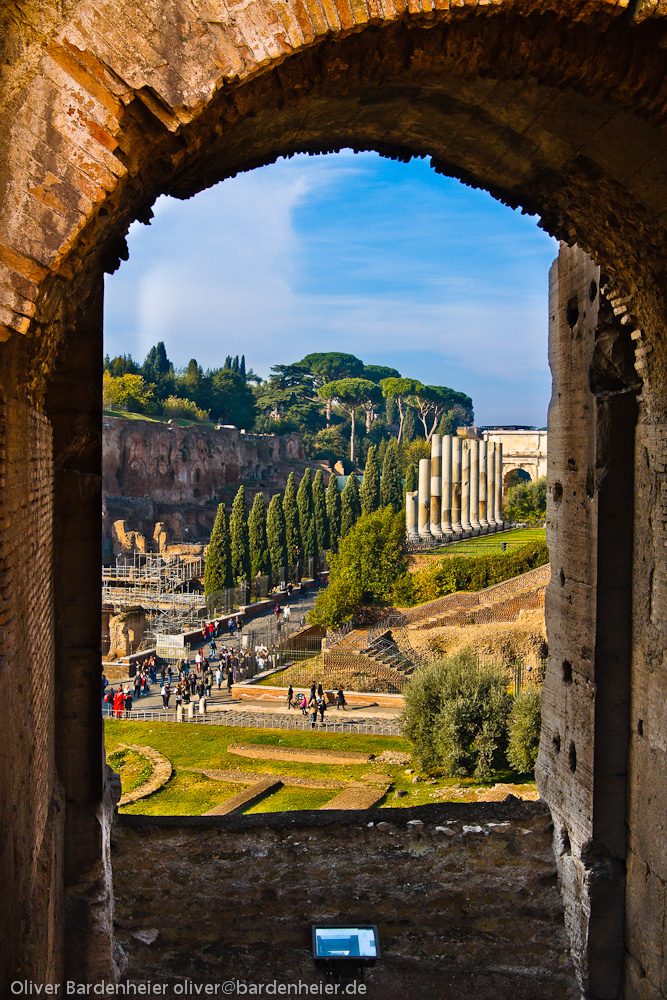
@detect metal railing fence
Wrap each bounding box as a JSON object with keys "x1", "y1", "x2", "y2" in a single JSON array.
[{"x1": 102, "y1": 705, "x2": 400, "y2": 736}]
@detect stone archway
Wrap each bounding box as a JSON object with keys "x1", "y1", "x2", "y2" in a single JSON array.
[
  {"x1": 504, "y1": 467, "x2": 533, "y2": 492},
  {"x1": 2, "y1": 3, "x2": 667, "y2": 997}
]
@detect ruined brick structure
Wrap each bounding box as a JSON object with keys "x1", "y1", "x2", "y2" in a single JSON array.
[
  {"x1": 103, "y1": 415, "x2": 305, "y2": 549},
  {"x1": 2, "y1": 2, "x2": 667, "y2": 997}
]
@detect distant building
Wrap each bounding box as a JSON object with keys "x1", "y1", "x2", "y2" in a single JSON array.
[{"x1": 480, "y1": 427, "x2": 547, "y2": 492}]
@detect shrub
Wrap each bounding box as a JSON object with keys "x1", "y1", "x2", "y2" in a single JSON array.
[
  {"x1": 504, "y1": 477, "x2": 547, "y2": 525},
  {"x1": 400, "y1": 648, "x2": 512, "y2": 778},
  {"x1": 506, "y1": 687, "x2": 542, "y2": 773},
  {"x1": 408, "y1": 539, "x2": 549, "y2": 605},
  {"x1": 309, "y1": 507, "x2": 406, "y2": 629},
  {"x1": 162, "y1": 395, "x2": 210, "y2": 422}
]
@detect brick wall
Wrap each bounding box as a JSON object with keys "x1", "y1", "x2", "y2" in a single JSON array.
[{"x1": 0, "y1": 393, "x2": 62, "y2": 988}]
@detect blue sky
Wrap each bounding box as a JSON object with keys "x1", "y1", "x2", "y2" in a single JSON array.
[{"x1": 104, "y1": 150, "x2": 558, "y2": 427}]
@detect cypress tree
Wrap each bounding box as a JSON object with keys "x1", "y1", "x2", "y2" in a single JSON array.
[
  {"x1": 403, "y1": 406, "x2": 417, "y2": 443},
  {"x1": 283, "y1": 472, "x2": 302, "y2": 581},
  {"x1": 204, "y1": 503, "x2": 233, "y2": 595},
  {"x1": 326, "y1": 473, "x2": 341, "y2": 552},
  {"x1": 360, "y1": 444, "x2": 381, "y2": 515},
  {"x1": 248, "y1": 492, "x2": 271, "y2": 586},
  {"x1": 230, "y1": 485, "x2": 251, "y2": 584},
  {"x1": 313, "y1": 468, "x2": 330, "y2": 552},
  {"x1": 381, "y1": 439, "x2": 403, "y2": 512},
  {"x1": 341, "y1": 473, "x2": 362, "y2": 538},
  {"x1": 405, "y1": 463, "x2": 418, "y2": 493},
  {"x1": 267, "y1": 495, "x2": 288, "y2": 581},
  {"x1": 297, "y1": 469, "x2": 318, "y2": 567}
]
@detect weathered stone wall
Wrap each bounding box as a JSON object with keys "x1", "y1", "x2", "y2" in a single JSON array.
[
  {"x1": 113, "y1": 801, "x2": 577, "y2": 1000},
  {"x1": 103, "y1": 417, "x2": 305, "y2": 546},
  {"x1": 107, "y1": 607, "x2": 147, "y2": 659},
  {"x1": 103, "y1": 416, "x2": 303, "y2": 505},
  {"x1": 537, "y1": 244, "x2": 641, "y2": 998}
]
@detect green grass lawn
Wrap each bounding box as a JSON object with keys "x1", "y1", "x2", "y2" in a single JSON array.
[
  {"x1": 105, "y1": 719, "x2": 535, "y2": 815},
  {"x1": 121, "y1": 771, "x2": 245, "y2": 816},
  {"x1": 108, "y1": 747, "x2": 153, "y2": 795},
  {"x1": 104, "y1": 409, "x2": 218, "y2": 429},
  {"x1": 430, "y1": 527, "x2": 546, "y2": 557},
  {"x1": 241, "y1": 786, "x2": 337, "y2": 814}
]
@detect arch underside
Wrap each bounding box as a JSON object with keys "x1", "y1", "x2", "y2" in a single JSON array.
[
  {"x1": 2, "y1": 2, "x2": 667, "y2": 998},
  {"x1": 2, "y1": 4, "x2": 667, "y2": 380}
]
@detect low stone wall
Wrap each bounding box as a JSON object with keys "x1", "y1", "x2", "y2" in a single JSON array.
[{"x1": 112, "y1": 801, "x2": 577, "y2": 999}]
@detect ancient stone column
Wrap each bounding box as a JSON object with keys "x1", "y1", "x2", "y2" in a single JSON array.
[
  {"x1": 405, "y1": 490, "x2": 419, "y2": 539},
  {"x1": 487, "y1": 442, "x2": 496, "y2": 530},
  {"x1": 495, "y1": 442, "x2": 504, "y2": 527},
  {"x1": 461, "y1": 442, "x2": 471, "y2": 533},
  {"x1": 418, "y1": 457, "x2": 432, "y2": 539},
  {"x1": 479, "y1": 440, "x2": 489, "y2": 531},
  {"x1": 451, "y1": 436, "x2": 462, "y2": 535},
  {"x1": 430, "y1": 433, "x2": 443, "y2": 537},
  {"x1": 469, "y1": 438, "x2": 480, "y2": 532},
  {"x1": 441, "y1": 434, "x2": 453, "y2": 537}
]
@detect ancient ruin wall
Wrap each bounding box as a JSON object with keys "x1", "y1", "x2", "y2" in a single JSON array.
[
  {"x1": 103, "y1": 416, "x2": 305, "y2": 545},
  {"x1": 103, "y1": 416, "x2": 303, "y2": 505},
  {"x1": 112, "y1": 802, "x2": 577, "y2": 1000}
]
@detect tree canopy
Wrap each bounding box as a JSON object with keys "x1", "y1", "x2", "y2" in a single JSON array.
[{"x1": 318, "y1": 378, "x2": 383, "y2": 463}]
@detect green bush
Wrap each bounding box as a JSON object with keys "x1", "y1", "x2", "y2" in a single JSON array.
[
  {"x1": 506, "y1": 688, "x2": 542, "y2": 773},
  {"x1": 400, "y1": 649, "x2": 512, "y2": 778},
  {"x1": 503, "y1": 477, "x2": 547, "y2": 526},
  {"x1": 162, "y1": 395, "x2": 210, "y2": 422},
  {"x1": 309, "y1": 507, "x2": 406, "y2": 629},
  {"x1": 407, "y1": 539, "x2": 549, "y2": 605}
]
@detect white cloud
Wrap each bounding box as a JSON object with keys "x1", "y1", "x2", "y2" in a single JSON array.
[{"x1": 104, "y1": 151, "x2": 555, "y2": 425}]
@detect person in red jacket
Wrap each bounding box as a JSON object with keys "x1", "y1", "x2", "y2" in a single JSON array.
[{"x1": 112, "y1": 688, "x2": 125, "y2": 719}]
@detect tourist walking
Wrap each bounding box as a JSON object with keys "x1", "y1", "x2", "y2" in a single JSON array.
[
  {"x1": 336, "y1": 687, "x2": 347, "y2": 711},
  {"x1": 227, "y1": 665, "x2": 233, "y2": 694},
  {"x1": 287, "y1": 684, "x2": 294, "y2": 709},
  {"x1": 318, "y1": 697, "x2": 326, "y2": 724},
  {"x1": 309, "y1": 695, "x2": 318, "y2": 729},
  {"x1": 161, "y1": 683, "x2": 170, "y2": 709}
]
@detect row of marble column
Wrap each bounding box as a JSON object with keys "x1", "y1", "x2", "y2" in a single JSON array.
[{"x1": 406, "y1": 434, "x2": 504, "y2": 540}]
